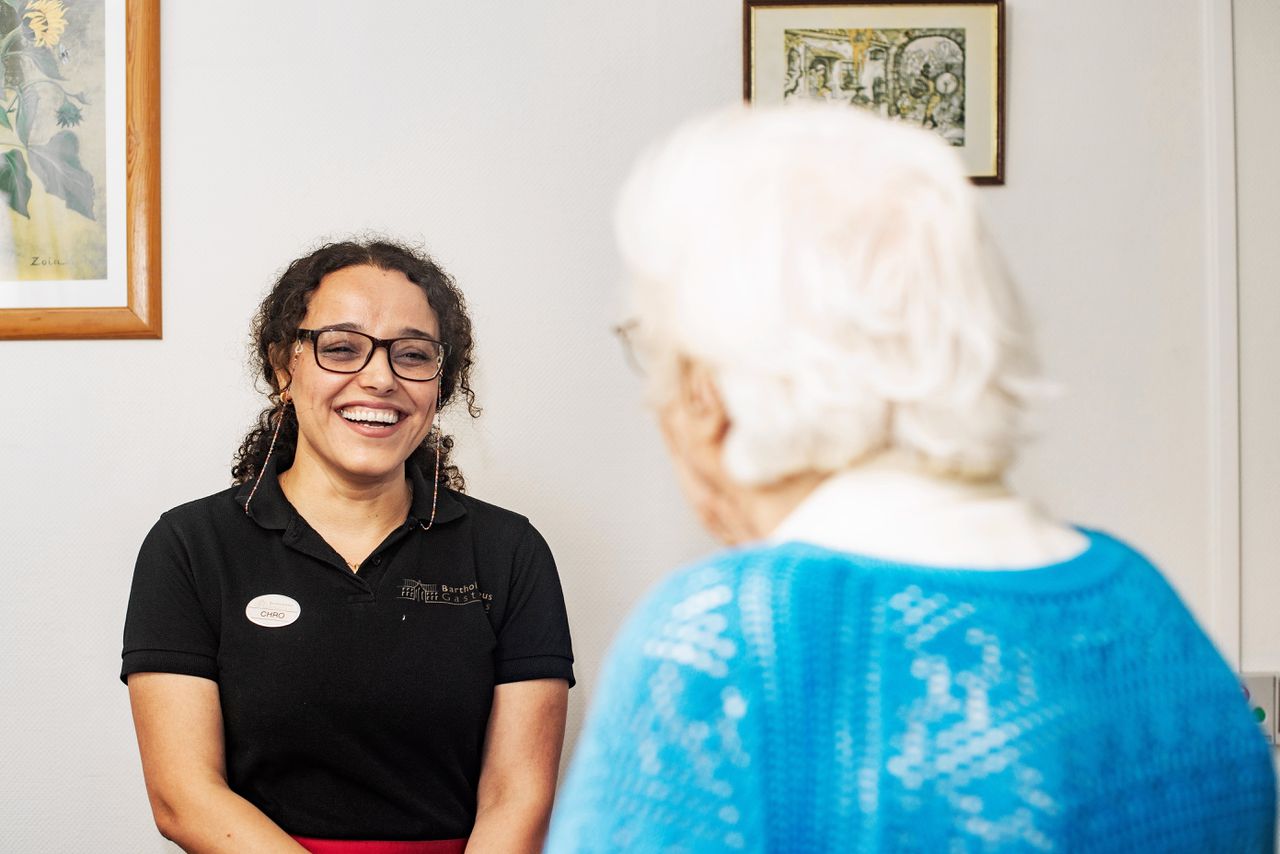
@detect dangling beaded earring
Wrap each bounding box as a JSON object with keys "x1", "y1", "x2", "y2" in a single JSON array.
[
  {"x1": 245, "y1": 343, "x2": 302, "y2": 515},
  {"x1": 244, "y1": 388, "x2": 290, "y2": 515},
  {"x1": 417, "y1": 385, "x2": 442, "y2": 532}
]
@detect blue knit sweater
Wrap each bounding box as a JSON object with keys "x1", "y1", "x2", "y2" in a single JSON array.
[{"x1": 547, "y1": 531, "x2": 1276, "y2": 852}]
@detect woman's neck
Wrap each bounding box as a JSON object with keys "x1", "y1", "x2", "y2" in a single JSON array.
[
  {"x1": 766, "y1": 452, "x2": 1087, "y2": 570},
  {"x1": 277, "y1": 458, "x2": 412, "y2": 543}
]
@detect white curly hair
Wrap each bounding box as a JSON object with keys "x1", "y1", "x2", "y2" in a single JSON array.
[{"x1": 616, "y1": 104, "x2": 1041, "y2": 484}]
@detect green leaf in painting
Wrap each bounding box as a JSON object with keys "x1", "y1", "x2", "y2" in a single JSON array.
[
  {"x1": 28, "y1": 130, "x2": 95, "y2": 220},
  {"x1": 15, "y1": 86, "x2": 38, "y2": 145},
  {"x1": 0, "y1": 104, "x2": 12, "y2": 131},
  {"x1": 0, "y1": 0, "x2": 20, "y2": 10},
  {"x1": 17, "y1": 48, "x2": 67, "y2": 81},
  {"x1": 0, "y1": 148, "x2": 33, "y2": 218}
]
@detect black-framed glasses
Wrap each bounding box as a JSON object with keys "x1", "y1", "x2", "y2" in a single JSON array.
[{"x1": 297, "y1": 328, "x2": 447, "y2": 382}]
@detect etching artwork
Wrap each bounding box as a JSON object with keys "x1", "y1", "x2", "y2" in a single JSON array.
[{"x1": 783, "y1": 28, "x2": 966, "y2": 146}]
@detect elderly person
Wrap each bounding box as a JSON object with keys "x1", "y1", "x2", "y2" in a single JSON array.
[
  {"x1": 546, "y1": 108, "x2": 1275, "y2": 852},
  {"x1": 122, "y1": 240, "x2": 573, "y2": 853}
]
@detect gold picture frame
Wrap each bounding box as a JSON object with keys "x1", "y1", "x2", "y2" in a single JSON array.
[
  {"x1": 744, "y1": 0, "x2": 1005, "y2": 184},
  {"x1": 0, "y1": 0, "x2": 161, "y2": 339}
]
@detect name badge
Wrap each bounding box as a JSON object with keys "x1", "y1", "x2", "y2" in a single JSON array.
[{"x1": 245, "y1": 594, "x2": 301, "y2": 628}]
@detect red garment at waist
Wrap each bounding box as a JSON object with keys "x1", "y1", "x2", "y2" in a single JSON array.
[{"x1": 290, "y1": 837, "x2": 467, "y2": 854}]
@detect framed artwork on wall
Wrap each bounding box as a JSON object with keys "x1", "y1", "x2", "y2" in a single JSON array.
[
  {"x1": 0, "y1": 0, "x2": 160, "y2": 340},
  {"x1": 743, "y1": 0, "x2": 1005, "y2": 184}
]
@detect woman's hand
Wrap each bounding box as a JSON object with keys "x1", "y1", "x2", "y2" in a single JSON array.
[
  {"x1": 128, "y1": 672, "x2": 307, "y2": 853},
  {"x1": 465, "y1": 678, "x2": 569, "y2": 854}
]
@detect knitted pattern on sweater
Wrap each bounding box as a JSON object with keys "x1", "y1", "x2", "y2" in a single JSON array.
[{"x1": 547, "y1": 530, "x2": 1276, "y2": 852}]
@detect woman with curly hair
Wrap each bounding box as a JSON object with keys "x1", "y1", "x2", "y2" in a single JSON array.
[{"x1": 123, "y1": 239, "x2": 574, "y2": 853}]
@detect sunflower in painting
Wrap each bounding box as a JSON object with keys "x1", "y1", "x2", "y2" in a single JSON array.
[
  {"x1": 0, "y1": 0, "x2": 96, "y2": 223},
  {"x1": 24, "y1": 0, "x2": 68, "y2": 48}
]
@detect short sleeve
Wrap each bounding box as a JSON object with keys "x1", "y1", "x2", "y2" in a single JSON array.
[
  {"x1": 120, "y1": 514, "x2": 220, "y2": 684},
  {"x1": 546, "y1": 562, "x2": 766, "y2": 853},
  {"x1": 492, "y1": 523, "x2": 574, "y2": 687}
]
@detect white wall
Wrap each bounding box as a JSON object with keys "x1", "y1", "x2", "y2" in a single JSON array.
[
  {"x1": 0, "y1": 1, "x2": 1240, "y2": 850},
  {"x1": 991, "y1": 0, "x2": 1225, "y2": 632},
  {"x1": 1237, "y1": 0, "x2": 1280, "y2": 673}
]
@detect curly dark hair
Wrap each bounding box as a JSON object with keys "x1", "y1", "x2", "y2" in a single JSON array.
[{"x1": 231, "y1": 239, "x2": 480, "y2": 490}]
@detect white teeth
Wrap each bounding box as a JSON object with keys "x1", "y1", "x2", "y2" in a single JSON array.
[{"x1": 340, "y1": 406, "x2": 401, "y2": 425}]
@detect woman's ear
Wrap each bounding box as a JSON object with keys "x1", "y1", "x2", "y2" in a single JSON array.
[
  {"x1": 268, "y1": 341, "x2": 302, "y2": 397},
  {"x1": 663, "y1": 357, "x2": 759, "y2": 545},
  {"x1": 674, "y1": 357, "x2": 729, "y2": 447}
]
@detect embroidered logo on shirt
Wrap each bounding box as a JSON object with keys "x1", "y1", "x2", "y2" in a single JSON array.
[
  {"x1": 244, "y1": 594, "x2": 301, "y2": 628},
  {"x1": 398, "y1": 579, "x2": 492, "y2": 611}
]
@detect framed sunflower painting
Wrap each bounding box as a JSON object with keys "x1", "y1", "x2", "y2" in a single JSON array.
[
  {"x1": 743, "y1": 0, "x2": 1004, "y2": 184},
  {"x1": 0, "y1": 0, "x2": 160, "y2": 339}
]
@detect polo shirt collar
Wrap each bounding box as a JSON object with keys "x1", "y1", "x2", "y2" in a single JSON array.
[
  {"x1": 235, "y1": 456, "x2": 466, "y2": 529},
  {"x1": 406, "y1": 457, "x2": 465, "y2": 527}
]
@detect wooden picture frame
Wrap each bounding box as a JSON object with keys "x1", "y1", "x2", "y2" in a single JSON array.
[
  {"x1": 743, "y1": 0, "x2": 1005, "y2": 184},
  {"x1": 0, "y1": 0, "x2": 161, "y2": 339}
]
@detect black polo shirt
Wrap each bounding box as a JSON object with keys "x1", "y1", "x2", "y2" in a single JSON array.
[{"x1": 121, "y1": 460, "x2": 574, "y2": 840}]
